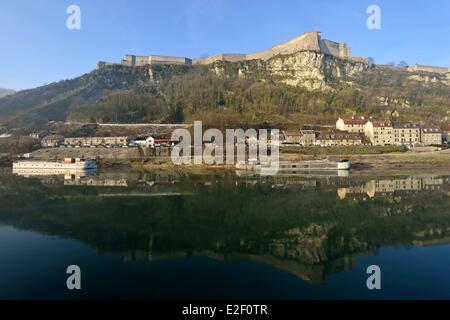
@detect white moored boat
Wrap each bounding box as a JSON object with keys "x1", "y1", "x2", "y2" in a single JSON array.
[
  {"x1": 12, "y1": 158, "x2": 97, "y2": 170},
  {"x1": 236, "y1": 156, "x2": 351, "y2": 174}
]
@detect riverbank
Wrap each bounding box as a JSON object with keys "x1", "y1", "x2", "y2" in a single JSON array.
[{"x1": 13, "y1": 147, "x2": 450, "y2": 173}]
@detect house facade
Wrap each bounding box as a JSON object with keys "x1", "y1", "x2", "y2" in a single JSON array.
[
  {"x1": 364, "y1": 121, "x2": 394, "y2": 146},
  {"x1": 444, "y1": 127, "x2": 450, "y2": 143},
  {"x1": 392, "y1": 122, "x2": 421, "y2": 146},
  {"x1": 316, "y1": 131, "x2": 362, "y2": 146},
  {"x1": 41, "y1": 135, "x2": 64, "y2": 148},
  {"x1": 420, "y1": 127, "x2": 442, "y2": 145},
  {"x1": 133, "y1": 136, "x2": 155, "y2": 148},
  {"x1": 282, "y1": 130, "x2": 316, "y2": 146},
  {"x1": 64, "y1": 136, "x2": 129, "y2": 147},
  {"x1": 336, "y1": 117, "x2": 368, "y2": 133}
]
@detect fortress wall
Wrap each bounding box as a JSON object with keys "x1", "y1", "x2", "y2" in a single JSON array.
[
  {"x1": 351, "y1": 57, "x2": 369, "y2": 64},
  {"x1": 319, "y1": 40, "x2": 351, "y2": 59},
  {"x1": 193, "y1": 53, "x2": 246, "y2": 65},
  {"x1": 122, "y1": 55, "x2": 150, "y2": 66},
  {"x1": 271, "y1": 31, "x2": 321, "y2": 56},
  {"x1": 320, "y1": 39, "x2": 340, "y2": 57},
  {"x1": 121, "y1": 55, "x2": 191, "y2": 66},
  {"x1": 119, "y1": 31, "x2": 359, "y2": 67},
  {"x1": 135, "y1": 56, "x2": 150, "y2": 66},
  {"x1": 149, "y1": 55, "x2": 192, "y2": 65},
  {"x1": 246, "y1": 32, "x2": 321, "y2": 61},
  {"x1": 407, "y1": 64, "x2": 450, "y2": 74},
  {"x1": 344, "y1": 46, "x2": 352, "y2": 59},
  {"x1": 245, "y1": 49, "x2": 275, "y2": 61},
  {"x1": 122, "y1": 55, "x2": 134, "y2": 66}
]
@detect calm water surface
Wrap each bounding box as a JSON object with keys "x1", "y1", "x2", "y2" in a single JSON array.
[{"x1": 0, "y1": 168, "x2": 450, "y2": 299}]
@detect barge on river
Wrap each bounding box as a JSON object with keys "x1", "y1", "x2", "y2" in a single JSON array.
[
  {"x1": 12, "y1": 158, "x2": 97, "y2": 170},
  {"x1": 236, "y1": 157, "x2": 351, "y2": 173}
]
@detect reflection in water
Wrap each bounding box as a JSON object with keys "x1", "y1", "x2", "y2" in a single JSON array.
[
  {"x1": 337, "y1": 176, "x2": 445, "y2": 200},
  {"x1": 13, "y1": 167, "x2": 96, "y2": 180},
  {"x1": 1, "y1": 168, "x2": 450, "y2": 285}
]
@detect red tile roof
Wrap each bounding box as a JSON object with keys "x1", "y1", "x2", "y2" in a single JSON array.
[{"x1": 343, "y1": 119, "x2": 368, "y2": 125}]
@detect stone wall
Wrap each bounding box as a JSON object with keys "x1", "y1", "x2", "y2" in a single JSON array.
[
  {"x1": 194, "y1": 31, "x2": 359, "y2": 65},
  {"x1": 407, "y1": 64, "x2": 450, "y2": 75},
  {"x1": 122, "y1": 54, "x2": 192, "y2": 66},
  {"x1": 193, "y1": 54, "x2": 246, "y2": 65},
  {"x1": 111, "y1": 31, "x2": 361, "y2": 68}
]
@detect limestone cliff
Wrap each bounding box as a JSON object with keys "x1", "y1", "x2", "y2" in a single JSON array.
[
  {"x1": 407, "y1": 73, "x2": 450, "y2": 86},
  {"x1": 209, "y1": 50, "x2": 370, "y2": 91},
  {"x1": 266, "y1": 51, "x2": 369, "y2": 91}
]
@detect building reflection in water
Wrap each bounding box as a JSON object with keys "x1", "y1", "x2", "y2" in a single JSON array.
[
  {"x1": 12, "y1": 167, "x2": 96, "y2": 180},
  {"x1": 337, "y1": 176, "x2": 445, "y2": 200}
]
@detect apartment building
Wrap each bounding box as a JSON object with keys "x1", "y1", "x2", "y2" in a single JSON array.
[
  {"x1": 316, "y1": 131, "x2": 362, "y2": 146},
  {"x1": 364, "y1": 121, "x2": 394, "y2": 146},
  {"x1": 336, "y1": 117, "x2": 368, "y2": 133},
  {"x1": 282, "y1": 130, "x2": 316, "y2": 145},
  {"x1": 64, "y1": 136, "x2": 129, "y2": 147},
  {"x1": 420, "y1": 126, "x2": 442, "y2": 145},
  {"x1": 392, "y1": 122, "x2": 421, "y2": 146}
]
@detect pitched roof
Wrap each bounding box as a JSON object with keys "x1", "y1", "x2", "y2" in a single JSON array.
[
  {"x1": 372, "y1": 120, "x2": 392, "y2": 128},
  {"x1": 342, "y1": 118, "x2": 368, "y2": 125},
  {"x1": 392, "y1": 122, "x2": 420, "y2": 129},
  {"x1": 318, "y1": 131, "x2": 362, "y2": 140},
  {"x1": 42, "y1": 134, "x2": 64, "y2": 140}
]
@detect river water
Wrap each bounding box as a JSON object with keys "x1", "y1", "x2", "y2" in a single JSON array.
[{"x1": 0, "y1": 168, "x2": 449, "y2": 299}]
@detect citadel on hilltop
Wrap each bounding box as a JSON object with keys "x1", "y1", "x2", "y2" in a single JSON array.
[
  {"x1": 97, "y1": 30, "x2": 449, "y2": 76},
  {"x1": 98, "y1": 31, "x2": 365, "y2": 68}
]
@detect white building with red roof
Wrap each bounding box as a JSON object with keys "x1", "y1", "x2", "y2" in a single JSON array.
[{"x1": 336, "y1": 117, "x2": 368, "y2": 133}]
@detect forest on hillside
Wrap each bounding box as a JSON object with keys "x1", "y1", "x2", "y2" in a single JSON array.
[{"x1": 0, "y1": 62, "x2": 449, "y2": 132}]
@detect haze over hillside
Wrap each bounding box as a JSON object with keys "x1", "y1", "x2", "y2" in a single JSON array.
[{"x1": 0, "y1": 88, "x2": 15, "y2": 98}]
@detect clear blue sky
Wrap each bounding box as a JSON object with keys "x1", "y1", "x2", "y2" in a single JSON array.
[{"x1": 1, "y1": 0, "x2": 449, "y2": 90}]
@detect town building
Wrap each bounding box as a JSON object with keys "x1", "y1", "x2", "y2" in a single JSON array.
[
  {"x1": 41, "y1": 135, "x2": 64, "y2": 148},
  {"x1": 30, "y1": 130, "x2": 48, "y2": 139},
  {"x1": 336, "y1": 117, "x2": 368, "y2": 133},
  {"x1": 282, "y1": 130, "x2": 316, "y2": 145},
  {"x1": 299, "y1": 130, "x2": 316, "y2": 145},
  {"x1": 133, "y1": 136, "x2": 177, "y2": 148},
  {"x1": 64, "y1": 136, "x2": 129, "y2": 147},
  {"x1": 420, "y1": 126, "x2": 442, "y2": 145},
  {"x1": 316, "y1": 131, "x2": 362, "y2": 146},
  {"x1": 392, "y1": 122, "x2": 421, "y2": 146},
  {"x1": 133, "y1": 136, "x2": 156, "y2": 148},
  {"x1": 364, "y1": 121, "x2": 394, "y2": 146},
  {"x1": 444, "y1": 125, "x2": 450, "y2": 143}
]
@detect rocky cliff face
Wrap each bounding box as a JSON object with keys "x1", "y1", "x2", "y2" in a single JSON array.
[
  {"x1": 267, "y1": 51, "x2": 369, "y2": 91},
  {"x1": 407, "y1": 73, "x2": 450, "y2": 86},
  {"x1": 210, "y1": 51, "x2": 370, "y2": 91}
]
